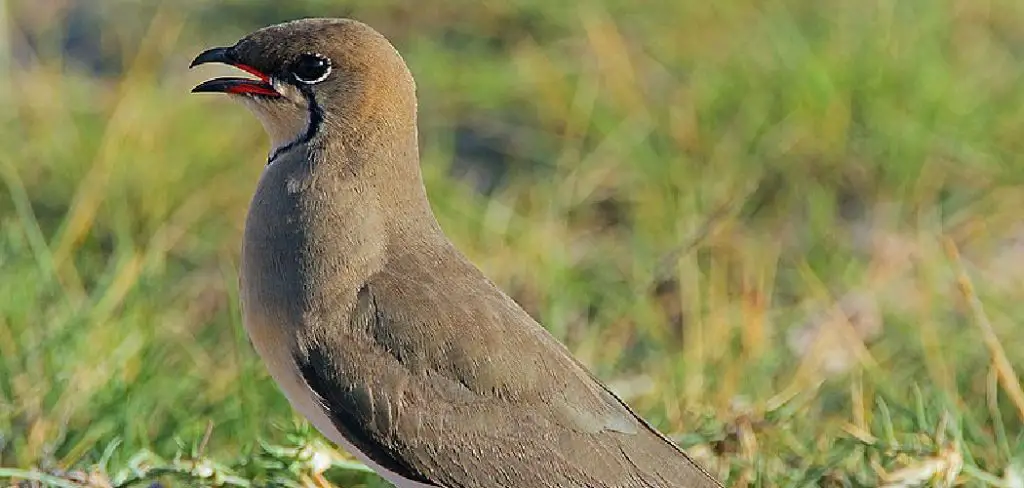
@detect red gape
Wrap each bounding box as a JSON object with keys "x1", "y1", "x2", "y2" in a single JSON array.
[
  {"x1": 225, "y1": 83, "x2": 279, "y2": 96},
  {"x1": 235, "y1": 64, "x2": 271, "y2": 82}
]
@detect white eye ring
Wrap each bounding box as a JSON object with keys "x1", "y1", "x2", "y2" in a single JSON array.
[{"x1": 292, "y1": 53, "x2": 332, "y2": 85}]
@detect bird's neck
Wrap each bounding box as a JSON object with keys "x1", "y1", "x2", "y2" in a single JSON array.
[
  {"x1": 302, "y1": 116, "x2": 444, "y2": 248},
  {"x1": 246, "y1": 130, "x2": 442, "y2": 319}
]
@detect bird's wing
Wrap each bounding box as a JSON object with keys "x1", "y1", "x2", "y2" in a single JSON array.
[{"x1": 293, "y1": 250, "x2": 721, "y2": 488}]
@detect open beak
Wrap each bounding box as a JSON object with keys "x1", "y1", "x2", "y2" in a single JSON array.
[{"x1": 189, "y1": 47, "x2": 280, "y2": 97}]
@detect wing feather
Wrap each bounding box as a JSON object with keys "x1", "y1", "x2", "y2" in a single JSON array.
[{"x1": 292, "y1": 250, "x2": 722, "y2": 488}]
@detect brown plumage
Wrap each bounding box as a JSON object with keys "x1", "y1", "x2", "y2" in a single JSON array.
[{"x1": 190, "y1": 18, "x2": 722, "y2": 488}]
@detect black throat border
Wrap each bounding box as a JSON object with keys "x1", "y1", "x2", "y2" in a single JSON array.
[{"x1": 267, "y1": 84, "x2": 324, "y2": 165}]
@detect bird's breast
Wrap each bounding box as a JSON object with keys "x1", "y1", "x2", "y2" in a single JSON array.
[{"x1": 239, "y1": 158, "x2": 389, "y2": 333}]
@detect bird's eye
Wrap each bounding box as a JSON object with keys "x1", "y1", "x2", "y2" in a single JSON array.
[{"x1": 291, "y1": 53, "x2": 331, "y2": 84}]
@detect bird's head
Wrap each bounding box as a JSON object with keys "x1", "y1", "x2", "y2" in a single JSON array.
[{"x1": 190, "y1": 18, "x2": 417, "y2": 161}]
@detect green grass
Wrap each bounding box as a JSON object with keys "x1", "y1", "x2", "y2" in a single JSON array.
[{"x1": 2, "y1": 0, "x2": 1024, "y2": 486}]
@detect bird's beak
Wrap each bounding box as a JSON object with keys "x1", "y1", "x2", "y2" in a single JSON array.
[{"x1": 189, "y1": 46, "x2": 281, "y2": 98}]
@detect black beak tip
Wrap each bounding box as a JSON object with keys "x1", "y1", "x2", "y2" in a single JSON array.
[
  {"x1": 190, "y1": 78, "x2": 236, "y2": 94},
  {"x1": 189, "y1": 46, "x2": 233, "y2": 69},
  {"x1": 190, "y1": 78, "x2": 230, "y2": 94}
]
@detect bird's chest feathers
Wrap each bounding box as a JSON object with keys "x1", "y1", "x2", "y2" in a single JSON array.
[{"x1": 241, "y1": 163, "x2": 386, "y2": 330}]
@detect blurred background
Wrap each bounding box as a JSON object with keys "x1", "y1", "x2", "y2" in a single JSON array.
[{"x1": 1, "y1": 0, "x2": 1023, "y2": 486}]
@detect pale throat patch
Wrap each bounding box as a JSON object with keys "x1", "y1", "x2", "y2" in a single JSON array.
[{"x1": 240, "y1": 81, "x2": 314, "y2": 164}]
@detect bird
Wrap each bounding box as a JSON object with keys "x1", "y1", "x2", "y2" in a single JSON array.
[{"x1": 189, "y1": 17, "x2": 723, "y2": 488}]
